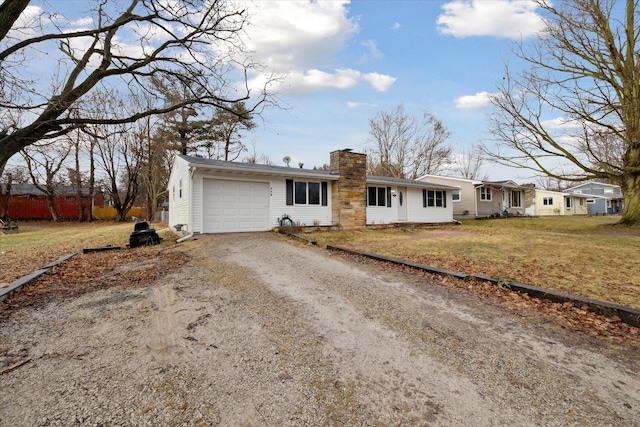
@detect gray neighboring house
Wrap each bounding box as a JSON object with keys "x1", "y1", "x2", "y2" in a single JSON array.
[
  {"x1": 417, "y1": 175, "x2": 525, "y2": 218},
  {"x1": 564, "y1": 182, "x2": 624, "y2": 215}
]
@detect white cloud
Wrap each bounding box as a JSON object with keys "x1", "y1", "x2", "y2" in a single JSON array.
[
  {"x1": 390, "y1": 22, "x2": 401, "y2": 30},
  {"x1": 242, "y1": 0, "x2": 395, "y2": 95},
  {"x1": 243, "y1": 0, "x2": 359, "y2": 72},
  {"x1": 454, "y1": 92, "x2": 495, "y2": 109},
  {"x1": 347, "y1": 101, "x2": 377, "y2": 108},
  {"x1": 362, "y1": 72, "x2": 396, "y2": 92},
  {"x1": 437, "y1": 0, "x2": 545, "y2": 39},
  {"x1": 360, "y1": 40, "x2": 383, "y2": 62},
  {"x1": 7, "y1": 5, "x2": 44, "y2": 40},
  {"x1": 541, "y1": 117, "x2": 582, "y2": 130},
  {"x1": 250, "y1": 68, "x2": 395, "y2": 95}
]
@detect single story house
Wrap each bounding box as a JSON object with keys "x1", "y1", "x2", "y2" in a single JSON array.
[
  {"x1": 524, "y1": 188, "x2": 588, "y2": 216},
  {"x1": 564, "y1": 181, "x2": 624, "y2": 215},
  {"x1": 416, "y1": 175, "x2": 525, "y2": 218},
  {"x1": 168, "y1": 149, "x2": 456, "y2": 233}
]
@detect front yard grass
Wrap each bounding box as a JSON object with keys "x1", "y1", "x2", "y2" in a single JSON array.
[
  {"x1": 305, "y1": 216, "x2": 640, "y2": 310},
  {"x1": 0, "y1": 221, "x2": 174, "y2": 284}
]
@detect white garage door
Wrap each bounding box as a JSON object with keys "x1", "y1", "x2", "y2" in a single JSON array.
[{"x1": 203, "y1": 179, "x2": 270, "y2": 233}]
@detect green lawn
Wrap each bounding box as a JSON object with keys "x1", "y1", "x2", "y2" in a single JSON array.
[{"x1": 305, "y1": 216, "x2": 640, "y2": 309}]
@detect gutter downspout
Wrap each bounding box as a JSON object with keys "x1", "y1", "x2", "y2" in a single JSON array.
[{"x1": 177, "y1": 231, "x2": 194, "y2": 243}]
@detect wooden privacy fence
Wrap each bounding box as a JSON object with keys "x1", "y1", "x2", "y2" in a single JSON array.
[
  {"x1": 4, "y1": 195, "x2": 93, "y2": 220},
  {"x1": 92, "y1": 206, "x2": 144, "y2": 220},
  {"x1": 3, "y1": 198, "x2": 144, "y2": 221}
]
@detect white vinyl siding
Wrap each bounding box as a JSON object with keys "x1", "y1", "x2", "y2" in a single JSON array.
[
  {"x1": 366, "y1": 186, "x2": 453, "y2": 225},
  {"x1": 366, "y1": 199, "x2": 397, "y2": 225},
  {"x1": 168, "y1": 156, "x2": 191, "y2": 231},
  {"x1": 192, "y1": 177, "x2": 202, "y2": 232},
  {"x1": 273, "y1": 179, "x2": 332, "y2": 227}
]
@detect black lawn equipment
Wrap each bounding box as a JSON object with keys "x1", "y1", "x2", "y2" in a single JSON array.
[{"x1": 127, "y1": 221, "x2": 162, "y2": 248}]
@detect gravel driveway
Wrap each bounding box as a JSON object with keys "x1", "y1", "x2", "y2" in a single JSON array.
[{"x1": 1, "y1": 232, "x2": 639, "y2": 426}]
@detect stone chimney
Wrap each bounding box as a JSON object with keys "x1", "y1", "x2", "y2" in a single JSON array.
[{"x1": 330, "y1": 149, "x2": 367, "y2": 230}]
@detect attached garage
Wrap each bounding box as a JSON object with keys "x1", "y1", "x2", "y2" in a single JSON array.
[
  {"x1": 167, "y1": 152, "x2": 454, "y2": 235},
  {"x1": 202, "y1": 179, "x2": 270, "y2": 233}
]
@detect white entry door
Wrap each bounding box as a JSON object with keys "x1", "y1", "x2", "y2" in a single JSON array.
[
  {"x1": 203, "y1": 179, "x2": 270, "y2": 233},
  {"x1": 397, "y1": 186, "x2": 407, "y2": 221}
]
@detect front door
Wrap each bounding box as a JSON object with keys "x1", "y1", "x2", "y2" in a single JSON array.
[{"x1": 397, "y1": 187, "x2": 407, "y2": 221}]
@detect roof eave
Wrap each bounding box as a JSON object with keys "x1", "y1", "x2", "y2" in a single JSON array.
[{"x1": 186, "y1": 161, "x2": 339, "y2": 181}]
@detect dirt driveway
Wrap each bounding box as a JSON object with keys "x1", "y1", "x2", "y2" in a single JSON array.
[{"x1": 1, "y1": 233, "x2": 639, "y2": 426}]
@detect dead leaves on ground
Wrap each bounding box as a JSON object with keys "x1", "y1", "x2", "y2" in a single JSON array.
[
  {"x1": 0, "y1": 246, "x2": 188, "y2": 318},
  {"x1": 340, "y1": 252, "x2": 640, "y2": 352}
]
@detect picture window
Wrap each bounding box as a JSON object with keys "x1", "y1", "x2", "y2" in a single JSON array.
[
  {"x1": 286, "y1": 179, "x2": 328, "y2": 206},
  {"x1": 367, "y1": 186, "x2": 392, "y2": 208},
  {"x1": 423, "y1": 189, "x2": 447, "y2": 208}
]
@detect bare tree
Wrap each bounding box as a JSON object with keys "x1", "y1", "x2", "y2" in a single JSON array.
[
  {"x1": 0, "y1": 0, "x2": 275, "y2": 177},
  {"x1": 95, "y1": 122, "x2": 141, "y2": 222},
  {"x1": 65, "y1": 128, "x2": 89, "y2": 222},
  {"x1": 243, "y1": 143, "x2": 274, "y2": 165},
  {"x1": 535, "y1": 175, "x2": 573, "y2": 192},
  {"x1": 450, "y1": 144, "x2": 488, "y2": 180},
  {"x1": 139, "y1": 124, "x2": 172, "y2": 221},
  {"x1": 21, "y1": 142, "x2": 72, "y2": 221},
  {"x1": 366, "y1": 105, "x2": 452, "y2": 179},
  {"x1": 486, "y1": 0, "x2": 640, "y2": 225}
]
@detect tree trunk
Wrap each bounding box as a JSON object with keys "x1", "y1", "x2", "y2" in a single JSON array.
[
  {"x1": 620, "y1": 174, "x2": 640, "y2": 226},
  {"x1": 74, "y1": 142, "x2": 85, "y2": 222},
  {"x1": 0, "y1": 0, "x2": 29, "y2": 42},
  {"x1": 88, "y1": 140, "x2": 96, "y2": 222},
  {"x1": 46, "y1": 194, "x2": 60, "y2": 221},
  {"x1": 1, "y1": 173, "x2": 11, "y2": 221}
]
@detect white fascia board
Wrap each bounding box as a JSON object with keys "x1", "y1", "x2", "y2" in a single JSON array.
[{"x1": 187, "y1": 162, "x2": 339, "y2": 181}]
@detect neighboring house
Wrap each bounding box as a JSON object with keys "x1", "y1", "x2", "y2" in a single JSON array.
[
  {"x1": 0, "y1": 183, "x2": 105, "y2": 220},
  {"x1": 524, "y1": 188, "x2": 588, "y2": 216},
  {"x1": 564, "y1": 181, "x2": 624, "y2": 215},
  {"x1": 167, "y1": 150, "x2": 456, "y2": 234},
  {"x1": 417, "y1": 175, "x2": 525, "y2": 218}
]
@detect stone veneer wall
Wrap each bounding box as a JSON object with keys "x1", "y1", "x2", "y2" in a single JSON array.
[{"x1": 329, "y1": 149, "x2": 367, "y2": 230}]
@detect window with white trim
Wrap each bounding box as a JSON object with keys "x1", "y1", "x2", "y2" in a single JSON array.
[
  {"x1": 367, "y1": 186, "x2": 392, "y2": 207},
  {"x1": 286, "y1": 179, "x2": 328, "y2": 206},
  {"x1": 452, "y1": 189, "x2": 461, "y2": 202},
  {"x1": 480, "y1": 187, "x2": 491, "y2": 201},
  {"x1": 423, "y1": 189, "x2": 447, "y2": 208},
  {"x1": 565, "y1": 197, "x2": 572, "y2": 208},
  {"x1": 510, "y1": 190, "x2": 521, "y2": 208},
  {"x1": 543, "y1": 196, "x2": 554, "y2": 205}
]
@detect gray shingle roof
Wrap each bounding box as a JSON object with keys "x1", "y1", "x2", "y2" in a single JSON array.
[
  {"x1": 179, "y1": 155, "x2": 337, "y2": 180},
  {"x1": 0, "y1": 183, "x2": 95, "y2": 197},
  {"x1": 366, "y1": 175, "x2": 457, "y2": 189},
  {"x1": 181, "y1": 155, "x2": 458, "y2": 189}
]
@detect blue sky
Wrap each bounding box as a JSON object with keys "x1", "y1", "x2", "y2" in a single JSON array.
[
  {"x1": 11, "y1": 0, "x2": 548, "y2": 181},
  {"x1": 237, "y1": 0, "x2": 546, "y2": 179}
]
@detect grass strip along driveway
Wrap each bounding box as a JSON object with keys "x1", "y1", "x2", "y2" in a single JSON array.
[{"x1": 306, "y1": 216, "x2": 640, "y2": 311}]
